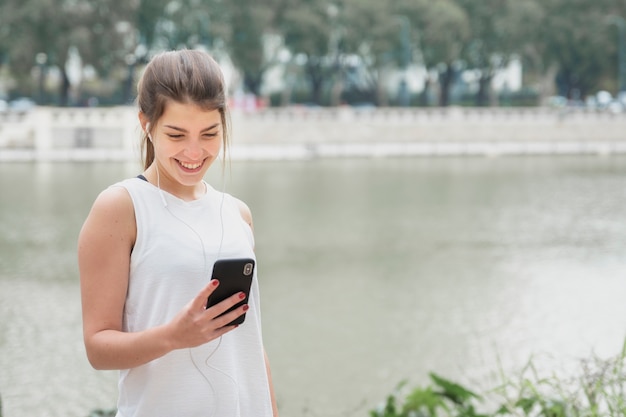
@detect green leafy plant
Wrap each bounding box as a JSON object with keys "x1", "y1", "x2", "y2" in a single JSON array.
[
  {"x1": 492, "y1": 340, "x2": 626, "y2": 417},
  {"x1": 371, "y1": 339, "x2": 626, "y2": 417},
  {"x1": 370, "y1": 373, "x2": 487, "y2": 417}
]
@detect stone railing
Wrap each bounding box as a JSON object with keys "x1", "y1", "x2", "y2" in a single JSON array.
[
  {"x1": 230, "y1": 106, "x2": 626, "y2": 144},
  {"x1": 241, "y1": 106, "x2": 623, "y2": 122},
  {"x1": 0, "y1": 106, "x2": 140, "y2": 160},
  {"x1": 1, "y1": 106, "x2": 625, "y2": 160}
]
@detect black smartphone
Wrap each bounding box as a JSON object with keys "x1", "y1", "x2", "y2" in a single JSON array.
[{"x1": 206, "y1": 258, "x2": 255, "y2": 326}]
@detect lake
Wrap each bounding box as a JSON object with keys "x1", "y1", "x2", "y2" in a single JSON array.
[{"x1": 1, "y1": 155, "x2": 626, "y2": 417}]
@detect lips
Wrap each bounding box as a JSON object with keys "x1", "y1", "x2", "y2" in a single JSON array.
[{"x1": 177, "y1": 159, "x2": 204, "y2": 170}]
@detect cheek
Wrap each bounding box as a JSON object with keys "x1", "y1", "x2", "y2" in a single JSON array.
[
  {"x1": 154, "y1": 139, "x2": 177, "y2": 153},
  {"x1": 207, "y1": 139, "x2": 223, "y2": 154}
]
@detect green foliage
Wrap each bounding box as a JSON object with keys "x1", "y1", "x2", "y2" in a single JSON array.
[
  {"x1": 490, "y1": 341, "x2": 626, "y2": 417},
  {"x1": 0, "y1": 0, "x2": 624, "y2": 105},
  {"x1": 227, "y1": 0, "x2": 276, "y2": 95},
  {"x1": 370, "y1": 373, "x2": 486, "y2": 417},
  {"x1": 0, "y1": 0, "x2": 135, "y2": 104},
  {"x1": 371, "y1": 341, "x2": 626, "y2": 417}
]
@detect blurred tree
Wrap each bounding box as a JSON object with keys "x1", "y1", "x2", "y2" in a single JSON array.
[
  {"x1": 127, "y1": 0, "x2": 227, "y2": 102},
  {"x1": 500, "y1": 0, "x2": 622, "y2": 101},
  {"x1": 0, "y1": 0, "x2": 133, "y2": 105},
  {"x1": 226, "y1": 0, "x2": 276, "y2": 96},
  {"x1": 455, "y1": 0, "x2": 515, "y2": 106},
  {"x1": 132, "y1": 0, "x2": 281, "y2": 99},
  {"x1": 151, "y1": 0, "x2": 229, "y2": 51},
  {"x1": 0, "y1": 0, "x2": 9, "y2": 76},
  {"x1": 542, "y1": 0, "x2": 620, "y2": 99},
  {"x1": 281, "y1": 0, "x2": 335, "y2": 105},
  {"x1": 0, "y1": 0, "x2": 64, "y2": 100},
  {"x1": 341, "y1": 0, "x2": 400, "y2": 106},
  {"x1": 135, "y1": 0, "x2": 169, "y2": 52},
  {"x1": 399, "y1": 0, "x2": 469, "y2": 106},
  {"x1": 1, "y1": 0, "x2": 622, "y2": 107},
  {"x1": 74, "y1": 0, "x2": 137, "y2": 104},
  {"x1": 496, "y1": 0, "x2": 551, "y2": 100},
  {"x1": 278, "y1": 0, "x2": 336, "y2": 104},
  {"x1": 605, "y1": 0, "x2": 626, "y2": 95}
]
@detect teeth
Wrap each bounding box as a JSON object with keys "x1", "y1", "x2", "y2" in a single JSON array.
[{"x1": 180, "y1": 161, "x2": 202, "y2": 169}]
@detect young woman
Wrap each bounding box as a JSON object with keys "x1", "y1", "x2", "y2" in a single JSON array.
[{"x1": 78, "y1": 50, "x2": 279, "y2": 417}]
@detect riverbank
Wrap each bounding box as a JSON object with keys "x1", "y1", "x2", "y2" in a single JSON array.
[{"x1": 1, "y1": 106, "x2": 625, "y2": 161}]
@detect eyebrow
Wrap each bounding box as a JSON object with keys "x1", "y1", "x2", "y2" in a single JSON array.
[{"x1": 163, "y1": 123, "x2": 220, "y2": 133}]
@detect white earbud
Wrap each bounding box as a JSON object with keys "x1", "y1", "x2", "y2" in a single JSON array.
[
  {"x1": 145, "y1": 121, "x2": 167, "y2": 207},
  {"x1": 146, "y1": 123, "x2": 153, "y2": 142}
]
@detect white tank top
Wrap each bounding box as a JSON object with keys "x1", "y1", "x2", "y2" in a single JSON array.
[{"x1": 113, "y1": 177, "x2": 273, "y2": 417}]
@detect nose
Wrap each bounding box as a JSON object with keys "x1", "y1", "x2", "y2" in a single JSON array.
[{"x1": 185, "y1": 138, "x2": 204, "y2": 160}]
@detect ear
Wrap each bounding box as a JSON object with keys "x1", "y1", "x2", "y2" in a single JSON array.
[{"x1": 138, "y1": 111, "x2": 150, "y2": 133}]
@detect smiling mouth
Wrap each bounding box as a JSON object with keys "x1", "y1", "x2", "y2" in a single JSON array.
[{"x1": 177, "y1": 159, "x2": 204, "y2": 170}]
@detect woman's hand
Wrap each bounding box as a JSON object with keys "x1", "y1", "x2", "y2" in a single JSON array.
[{"x1": 165, "y1": 280, "x2": 249, "y2": 350}]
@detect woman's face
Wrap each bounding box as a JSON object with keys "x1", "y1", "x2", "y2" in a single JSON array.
[{"x1": 150, "y1": 101, "x2": 223, "y2": 189}]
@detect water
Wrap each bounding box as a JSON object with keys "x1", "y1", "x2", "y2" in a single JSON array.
[{"x1": 2, "y1": 156, "x2": 626, "y2": 417}]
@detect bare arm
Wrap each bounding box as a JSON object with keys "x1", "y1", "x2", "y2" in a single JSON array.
[
  {"x1": 79, "y1": 186, "x2": 247, "y2": 370},
  {"x1": 235, "y1": 197, "x2": 279, "y2": 416},
  {"x1": 265, "y1": 350, "x2": 280, "y2": 417},
  {"x1": 234, "y1": 196, "x2": 254, "y2": 231}
]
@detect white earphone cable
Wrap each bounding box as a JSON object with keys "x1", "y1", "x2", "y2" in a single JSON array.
[{"x1": 150, "y1": 135, "x2": 236, "y2": 415}]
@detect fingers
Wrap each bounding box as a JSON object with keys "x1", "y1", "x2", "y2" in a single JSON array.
[
  {"x1": 206, "y1": 292, "x2": 249, "y2": 327},
  {"x1": 192, "y1": 279, "x2": 220, "y2": 310},
  {"x1": 212, "y1": 304, "x2": 250, "y2": 330},
  {"x1": 167, "y1": 282, "x2": 250, "y2": 349},
  {"x1": 194, "y1": 280, "x2": 249, "y2": 323},
  {"x1": 191, "y1": 281, "x2": 249, "y2": 331}
]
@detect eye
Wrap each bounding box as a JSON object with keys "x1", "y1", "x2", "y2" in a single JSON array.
[
  {"x1": 202, "y1": 131, "x2": 219, "y2": 139},
  {"x1": 167, "y1": 134, "x2": 184, "y2": 139}
]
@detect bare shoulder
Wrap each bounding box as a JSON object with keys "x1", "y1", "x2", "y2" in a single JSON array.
[
  {"x1": 79, "y1": 185, "x2": 136, "y2": 249},
  {"x1": 232, "y1": 196, "x2": 254, "y2": 230},
  {"x1": 89, "y1": 185, "x2": 134, "y2": 225}
]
